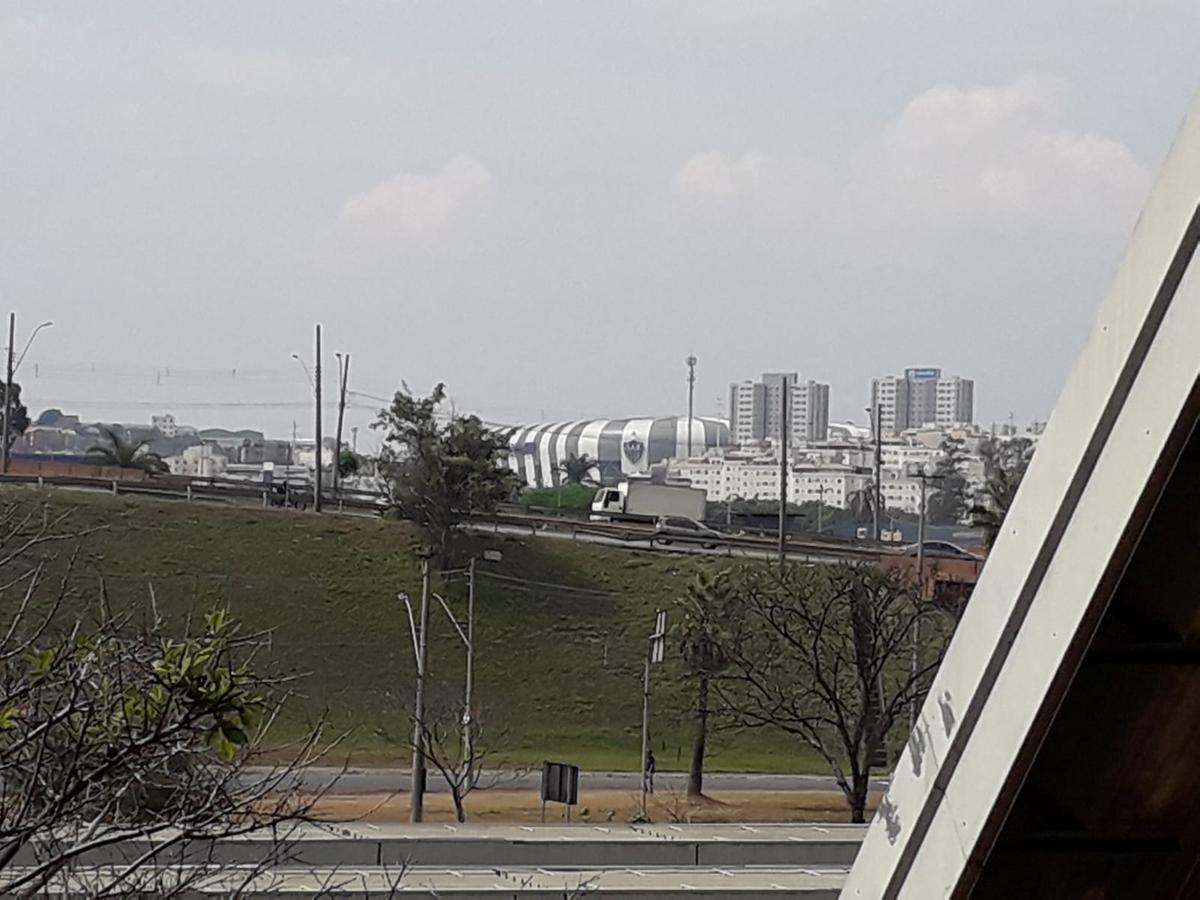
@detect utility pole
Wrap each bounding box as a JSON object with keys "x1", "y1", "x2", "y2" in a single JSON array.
[
  {"x1": 640, "y1": 609, "x2": 667, "y2": 819},
  {"x1": 685, "y1": 355, "x2": 697, "y2": 458},
  {"x1": 909, "y1": 467, "x2": 942, "y2": 728},
  {"x1": 778, "y1": 377, "x2": 789, "y2": 563},
  {"x1": 871, "y1": 403, "x2": 883, "y2": 542},
  {"x1": 410, "y1": 559, "x2": 431, "y2": 822},
  {"x1": 333, "y1": 352, "x2": 350, "y2": 496},
  {"x1": 1, "y1": 313, "x2": 13, "y2": 474},
  {"x1": 463, "y1": 557, "x2": 476, "y2": 771},
  {"x1": 351, "y1": 426, "x2": 359, "y2": 454},
  {"x1": 313, "y1": 325, "x2": 323, "y2": 513},
  {"x1": 816, "y1": 482, "x2": 825, "y2": 535}
]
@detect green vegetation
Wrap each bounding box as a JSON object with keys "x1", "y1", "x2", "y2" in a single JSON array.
[
  {"x1": 519, "y1": 484, "x2": 596, "y2": 512},
  {"x1": 3, "y1": 487, "x2": 815, "y2": 773}
]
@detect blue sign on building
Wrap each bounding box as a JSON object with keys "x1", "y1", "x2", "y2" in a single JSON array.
[{"x1": 905, "y1": 367, "x2": 941, "y2": 380}]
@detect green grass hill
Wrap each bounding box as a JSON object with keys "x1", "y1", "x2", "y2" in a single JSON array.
[{"x1": 0, "y1": 486, "x2": 816, "y2": 773}]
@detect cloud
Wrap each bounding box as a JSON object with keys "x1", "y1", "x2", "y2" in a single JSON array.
[
  {"x1": 852, "y1": 73, "x2": 1149, "y2": 230},
  {"x1": 673, "y1": 151, "x2": 779, "y2": 201},
  {"x1": 337, "y1": 155, "x2": 495, "y2": 237}
]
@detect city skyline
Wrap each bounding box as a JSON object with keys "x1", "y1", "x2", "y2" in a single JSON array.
[{"x1": 5, "y1": 4, "x2": 1196, "y2": 440}]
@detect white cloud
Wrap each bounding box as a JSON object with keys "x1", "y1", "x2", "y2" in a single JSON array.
[
  {"x1": 337, "y1": 155, "x2": 495, "y2": 237},
  {"x1": 673, "y1": 151, "x2": 779, "y2": 201},
  {"x1": 852, "y1": 73, "x2": 1149, "y2": 230}
]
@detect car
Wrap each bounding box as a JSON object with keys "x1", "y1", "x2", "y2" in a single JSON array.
[
  {"x1": 900, "y1": 540, "x2": 982, "y2": 561},
  {"x1": 652, "y1": 516, "x2": 724, "y2": 549}
]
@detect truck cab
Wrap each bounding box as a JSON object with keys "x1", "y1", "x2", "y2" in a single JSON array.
[{"x1": 590, "y1": 484, "x2": 626, "y2": 520}]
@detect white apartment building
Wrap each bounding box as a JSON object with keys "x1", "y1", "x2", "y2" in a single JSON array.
[
  {"x1": 151, "y1": 413, "x2": 178, "y2": 438},
  {"x1": 728, "y1": 372, "x2": 830, "y2": 448},
  {"x1": 672, "y1": 455, "x2": 869, "y2": 508},
  {"x1": 166, "y1": 444, "x2": 227, "y2": 478},
  {"x1": 870, "y1": 368, "x2": 974, "y2": 434}
]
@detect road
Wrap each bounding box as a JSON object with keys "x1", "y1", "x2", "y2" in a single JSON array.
[
  {"x1": 251, "y1": 766, "x2": 889, "y2": 795},
  {"x1": 468, "y1": 522, "x2": 861, "y2": 565}
]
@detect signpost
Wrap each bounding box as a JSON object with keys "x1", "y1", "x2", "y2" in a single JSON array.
[
  {"x1": 540, "y1": 760, "x2": 580, "y2": 822},
  {"x1": 640, "y1": 609, "x2": 668, "y2": 818}
]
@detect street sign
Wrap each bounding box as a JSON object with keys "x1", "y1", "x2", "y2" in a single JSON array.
[{"x1": 650, "y1": 609, "x2": 667, "y2": 664}]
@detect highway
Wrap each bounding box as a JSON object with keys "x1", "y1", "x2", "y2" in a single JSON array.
[{"x1": 252, "y1": 766, "x2": 889, "y2": 795}]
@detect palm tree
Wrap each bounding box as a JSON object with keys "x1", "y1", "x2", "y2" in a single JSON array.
[
  {"x1": 848, "y1": 485, "x2": 876, "y2": 524},
  {"x1": 556, "y1": 453, "x2": 598, "y2": 486},
  {"x1": 970, "y1": 438, "x2": 1034, "y2": 548},
  {"x1": 86, "y1": 425, "x2": 167, "y2": 475},
  {"x1": 677, "y1": 570, "x2": 739, "y2": 798}
]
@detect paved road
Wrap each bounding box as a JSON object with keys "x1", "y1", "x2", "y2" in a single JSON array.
[
  {"x1": 252, "y1": 766, "x2": 889, "y2": 795},
  {"x1": 468, "y1": 522, "x2": 856, "y2": 565}
]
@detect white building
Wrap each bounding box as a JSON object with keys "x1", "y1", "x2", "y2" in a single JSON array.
[
  {"x1": 870, "y1": 368, "x2": 974, "y2": 434},
  {"x1": 672, "y1": 454, "x2": 869, "y2": 508},
  {"x1": 151, "y1": 413, "x2": 178, "y2": 438},
  {"x1": 728, "y1": 372, "x2": 830, "y2": 448},
  {"x1": 166, "y1": 444, "x2": 227, "y2": 478}
]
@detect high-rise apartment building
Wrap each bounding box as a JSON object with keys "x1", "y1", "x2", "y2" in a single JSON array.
[
  {"x1": 728, "y1": 372, "x2": 830, "y2": 447},
  {"x1": 870, "y1": 367, "x2": 974, "y2": 434}
]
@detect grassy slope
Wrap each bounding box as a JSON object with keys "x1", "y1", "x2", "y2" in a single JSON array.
[{"x1": 5, "y1": 486, "x2": 820, "y2": 773}]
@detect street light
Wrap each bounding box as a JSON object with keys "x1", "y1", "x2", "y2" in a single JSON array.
[
  {"x1": 14, "y1": 321, "x2": 52, "y2": 376},
  {"x1": 2, "y1": 316, "x2": 53, "y2": 473}
]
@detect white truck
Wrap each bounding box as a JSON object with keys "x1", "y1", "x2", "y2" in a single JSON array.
[{"x1": 590, "y1": 480, "x2": 708, "y2": 524}]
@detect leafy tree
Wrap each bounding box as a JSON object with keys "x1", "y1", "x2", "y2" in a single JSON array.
[
  {"x1": 337, "y1": 448, "x2": 361, "y2": 479},
  {"x1": 970, "y1": 437, "x2": 1035, "y2": 548},
  {"x1": 925, "y1": 438, "x2": 969, "y2": 525},
  {"x1": 556, "y1": 453, "x2": 598, "y2": 486},
  {"x1": 0, "y1": 381, "x2": 30, "y2": 451},
  {"x1": 716, "y1": 563, "x2": 953, "y2": 822},
  {"x1": 676, "y1": 570, "x2": 741, "y2": 797},
  {"x1": 374, "y1": 383, "x2": 519, "y2": 564},
  {"x1": 86, "y1": 424, "x2": 168, "y2": 475},
  {"x1": 847, "y1": 485, "x2": 876, "y2": 525},
  {"x1": 0, "y1": 502, "x2": 331, "y2": 895}
]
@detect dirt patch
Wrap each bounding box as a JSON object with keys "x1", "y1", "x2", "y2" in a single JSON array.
[{"x1": 305, "y1": 789, "x2": 880, "y2": 825}]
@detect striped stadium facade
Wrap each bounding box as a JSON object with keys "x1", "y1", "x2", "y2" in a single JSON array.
[{"x1": 506, "y1": 417, "x2": 730, "y2": 488}]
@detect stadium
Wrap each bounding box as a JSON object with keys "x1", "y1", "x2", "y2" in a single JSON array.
[{"x1": 507, "y1": 417, "x2": 730, "y2": 487}]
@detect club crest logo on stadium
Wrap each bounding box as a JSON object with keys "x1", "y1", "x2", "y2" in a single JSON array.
[{"x1": 623, "y1": 437, "x2": 645, "y2": 464}]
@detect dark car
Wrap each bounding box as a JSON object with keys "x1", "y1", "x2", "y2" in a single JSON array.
[
  {"x1": 900, "y1": 540, "x2": 981, "y2": 561},
  {"x1": 652, "y1": 516, "x2": 723, "y2": 549}
]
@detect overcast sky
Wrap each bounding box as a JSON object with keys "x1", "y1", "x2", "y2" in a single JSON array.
[{"x1": 3, "y1": 2, "x2": 1197, "y2": 444}]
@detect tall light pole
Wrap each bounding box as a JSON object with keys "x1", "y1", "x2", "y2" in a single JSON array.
[
  {"x1": 778, "y1": 376, "x2": 789, "y2": 563},
  {"x1": 909, "y1": 465, "x2": 943, "y2": 727},
  {"x1": 333, "y1": 352, "x2": 350, "y2": 496},
  {"x1": 685, "y1": 355, "x2": 697, "y2": 458},
  {"x1": 2, "y1": 316, "x2": 53, "y2": 473},
  {"x1": 313, "y1": 326, "x2": 323, "y2": 513},
  {"x1": 866, "y1": 403, "x2": 882, "y2": 542}
]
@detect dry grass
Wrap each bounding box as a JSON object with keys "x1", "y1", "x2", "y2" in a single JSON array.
[{"x1": 305, "y1": 789, "x2": 880, "y2": 825}]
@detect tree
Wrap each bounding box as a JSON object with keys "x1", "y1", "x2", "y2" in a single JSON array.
[
  {"x1": 716, "y1": 563, "x2": 953, "y2": 822},
  {"x1": 374, "y1": 383, "x2": 519, "y2": 564},
  {"x1": 970, "y1": 437, "x2": 1035, "y2": 548},
  {"x1": 676, "y1": 570, "x2": 740, "y2": 798},
  {"x1": 847, "y1": 485, "x2": 876, "y2": 525},
  {"x1": 925, "y1": 438, "x2": 969, "y2": 525},
  {"x1": 398, "y1": 706, "x2": 513, "y2": 823},
  {"x1": 556, "y1": 453, "x2": 598, "y2": 486},
  {"x1": 337, "y1": 448, "x2": 360, "y2": 480},
  {"x1": 85, "y1": 425, "x2": 167, "y2": 475},
  {"x1": 0, "y1": 381, "x2": 30, "y2": 451},
  {"x1": 0, "y1": 501, "x2": 334, "y2": 895}
]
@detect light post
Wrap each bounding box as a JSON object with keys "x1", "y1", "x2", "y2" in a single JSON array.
[
  {"x1": 685, "y1": 355, "x2": 697, "y2": 458},
  {"x1": 2, "y1": 317, "x2": 52, "y2": 473}
]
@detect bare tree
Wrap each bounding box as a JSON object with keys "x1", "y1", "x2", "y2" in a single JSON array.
[
  {"x1": 676, "y1": 570, "x2": 740, "y2": 798},
  {"x1": 716, "y1": 563, "x2": 954, "y2": 823},
  {"x1": 0, "y1": 500, "x2": 340, "y2": 896},
  {"x1": 396, "y1": 705, "x2": 515, "y2": 824}
]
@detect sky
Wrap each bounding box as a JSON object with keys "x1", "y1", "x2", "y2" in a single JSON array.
[{"x1": 3, "y1": 1, "x2": 1198, "y2": 447}]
